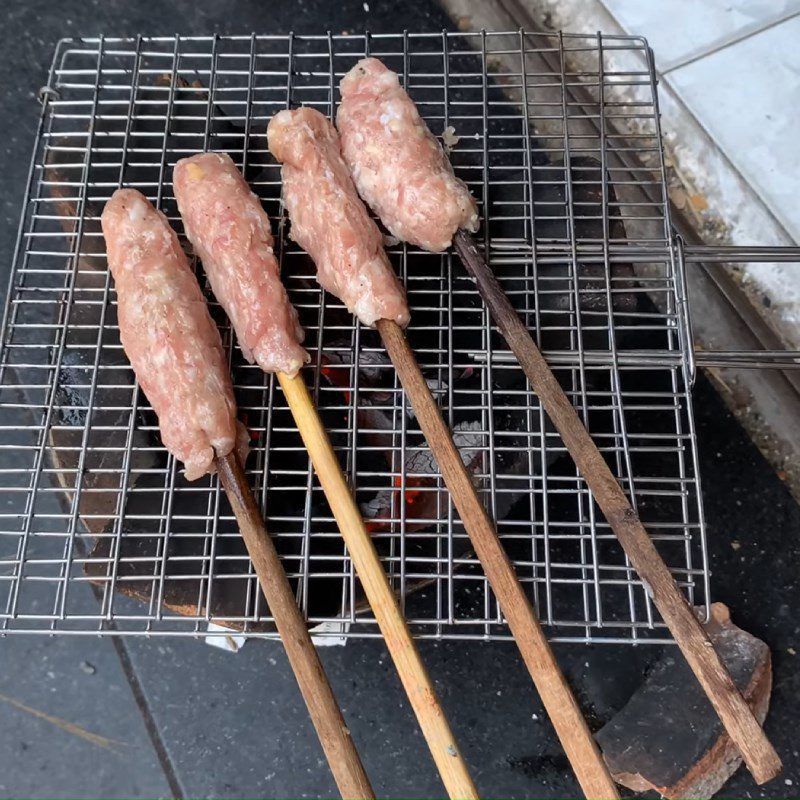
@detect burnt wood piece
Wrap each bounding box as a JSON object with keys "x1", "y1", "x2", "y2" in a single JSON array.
[{"x1": 596, "y1": 603, "x2": 772, "y2": 798}]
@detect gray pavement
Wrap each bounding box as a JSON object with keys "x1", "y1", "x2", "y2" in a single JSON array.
[{"x1": 0, "y1": 587, "x2": 171, "y2": 799}]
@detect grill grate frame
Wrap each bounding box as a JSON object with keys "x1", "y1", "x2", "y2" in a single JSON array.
[{"x1": 0, "y1": 30, "x2": 708, "y2": 642}]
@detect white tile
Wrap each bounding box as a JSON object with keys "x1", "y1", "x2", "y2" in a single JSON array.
[
  {"x1": 668, "y1": 16, "x2": 800, "y2": 242},
  {"x1": 602, "y1": 0, "x2": 800, "y2": 69}
]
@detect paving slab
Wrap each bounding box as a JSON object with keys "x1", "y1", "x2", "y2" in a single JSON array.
[
  {"x1": 602, "y1": 0, "x2": 800, "y2": 71},
  {"x1": 0, "y1": 583, "x2": 170, "y2": 798},
  {"x1": 668, "y1": 15, "x2": 800, "y2": 243}
]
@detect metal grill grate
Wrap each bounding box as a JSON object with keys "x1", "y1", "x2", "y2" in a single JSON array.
[{"x1": 0, "y1": 30, "x2": 708, "y2": 642}]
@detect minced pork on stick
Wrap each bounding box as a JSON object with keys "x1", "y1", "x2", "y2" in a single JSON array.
[{"x1": 101, "y1": 188, "x2": 247, "y2": 480}]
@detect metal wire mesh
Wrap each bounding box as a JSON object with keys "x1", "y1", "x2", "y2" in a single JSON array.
[{"x1": 0, "y1": 30, "x2": 708, "y2": 642}]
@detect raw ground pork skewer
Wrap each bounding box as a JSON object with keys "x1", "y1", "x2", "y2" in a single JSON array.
[
  {"x1": 336, "y1": 57, "x2": 479, "y2": 253},
  {"x1": 267, "y1": 107, "x2": 410, "y2": 327},
  {"x1": 173, "y1": 152, "x2": 309, "y2": 376},
  {"x1": 104, "y1": 188, "x2": 375, "y2": 800},
  {"x1": 338, "y1": 55, "x2": 783, "y2": 794},
  {"x1": 101, "y1": 188, "x2": 247, "y2": 480},
  {"x1": 334, "y1": 58, "x2": 630, "y2": 798}
]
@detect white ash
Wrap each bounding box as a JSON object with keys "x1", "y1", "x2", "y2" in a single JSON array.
[
  {"x1": 405, "y1": 421, "x2": 484, "y2": 473},
  {"x1": 357, "y1": 348, "x2": 392, "y2": 380},
  {"x1": 328, "y1": 345, "x2": 391, "y2": 381},
  {"x1": 360, "y1": 491, "x2": 392, "y2": 521}
]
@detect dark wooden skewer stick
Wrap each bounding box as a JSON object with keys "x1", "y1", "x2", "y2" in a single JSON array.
[
  {"x1": 376, "y1": 319, "x2": 620, "y2": 800},
  {"x1": 217, "y1": 451, "x2": 375, "y2": 800},
  {"x1": 277, "y1": 371, "x2": 478, "y2": 800},
  {"x1": 452, "y1": 228, "x2": 782, "y2": 785}
]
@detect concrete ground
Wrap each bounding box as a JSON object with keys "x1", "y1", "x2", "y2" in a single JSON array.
[{"x1": 0, "y1": 1, "x2": 798, "y2": 798}]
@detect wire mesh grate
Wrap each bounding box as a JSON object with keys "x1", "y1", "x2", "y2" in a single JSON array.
[{"x1": 0, "y1": 30, "x2": 707, "y2": 641}]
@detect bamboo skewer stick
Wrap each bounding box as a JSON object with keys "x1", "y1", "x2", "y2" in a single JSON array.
[
  {"x1": 217, "y1": 451, "x2": 374, "y2": 800},
  {"x1": 375, "y1": 319, "x2": 619, "y2": 800},
  {"x1": 277, "y1": 371, "x2": 479, "y2": 800},
  {"x1": 452, "y1": 228, "x2": 782, "y2": 785}
]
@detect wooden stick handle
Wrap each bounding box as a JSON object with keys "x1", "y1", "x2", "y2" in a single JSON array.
[
  {"x1": 453, "y1": 228, "x2": 782, "y2": 785},
  {"x1": 217, "y1": 451, "x2": 375, "y2": 800},
  {"x1": 278, "y1": 371, "x2": 479, "y2": 800},
  {"x1": 376, "y1": 319, "x2": 619, "y2": 800}
]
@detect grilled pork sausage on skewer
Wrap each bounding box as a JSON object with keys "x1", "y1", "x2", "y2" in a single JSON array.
[
  {"x1": 102, "y1": 188, "x2": 374, "y2": 800},
  {"x1": 337, "y1": 57, "x2": 477, "y2": 253},
  {"x1": 269, "y1": 107, "x2": 409, "y2": 327},
  {"x1": 101, "y1": 188, "x2": 247, "y2": 480},
  {"x1": 173, "y1": 152, "x2": 309, "y2": 376}
]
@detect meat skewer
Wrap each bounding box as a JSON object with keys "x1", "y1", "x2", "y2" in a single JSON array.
[
  {"x1": 101, "y1": 188, "x2": 374, "y2": 800},
  {"x1": 268, "y1": 102, "x2": 616, "y2": 800},
  {"x1": 337, "y1": 57, "x2": 782, "y2": 786},
  {"x1": 173, "y1": 152, "x2": 478, "y2": 800}
]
